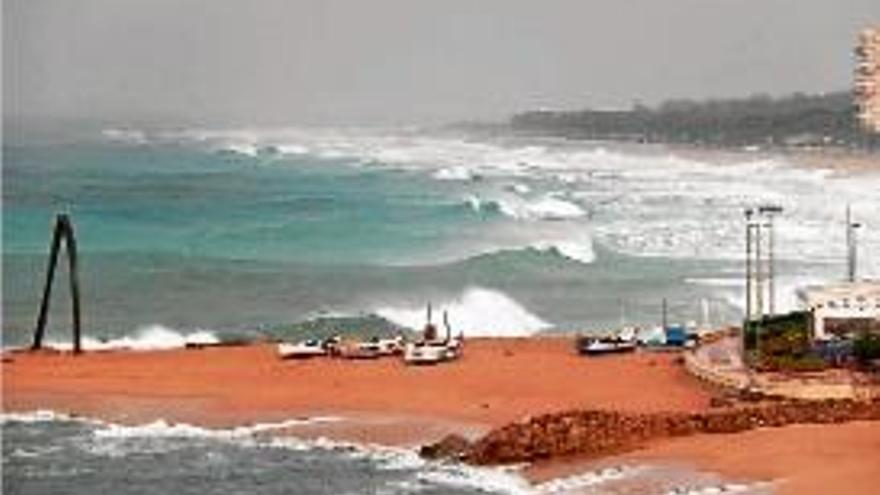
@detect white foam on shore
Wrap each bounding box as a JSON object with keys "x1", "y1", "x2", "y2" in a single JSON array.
[
  {"x1": 40, "y1": 325, "x2": 220, "y2": 352},
  {"x1": 1, "y1": 409, "x2": 98, "y2": 425},
  {"x1": 92, "y1": 417, "x2": 341, "y2": 440},
  {"x1": 375, "y1": 287, "x2": 551, "y2": 337},
  {"x1": 4, "y1": 409, "x2": 773, "y2": 494}
]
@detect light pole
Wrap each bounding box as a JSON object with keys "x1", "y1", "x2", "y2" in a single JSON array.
[
  {"x1": 744, "y1": 208, "x2": 755, "y2": 363},
  {"x1": 846, "y1": 205, "x2": 862, "y2": 282},
  {"x1": 759, "y1": 205, "x2": 783, "y2": 316},
  {"x1": 745, "y1": 208, "x2": 754, "y2": 324}
]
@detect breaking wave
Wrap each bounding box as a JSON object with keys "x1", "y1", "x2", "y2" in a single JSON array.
[
  {"x1": 3, "y1": 410, "x2": 773, "y2": 494},
  {"x1": 41, "y1": 325, "x2": 221, "y2": 352},
  {"x1": 375, "y1": 287, "x2": 551, "y2": 337},
  {"x1": 462, "y1": 194, "x2": 586, "y2": 221},
  {"x1": 101, "y1": 126, "x2": 880, "y2": 277}
]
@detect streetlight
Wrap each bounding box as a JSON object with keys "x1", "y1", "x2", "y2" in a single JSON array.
[
  {"x1": 744, "y1": 208, "x2": 754, "y2": 324},
  {"x1": 846, "y1": 205, "x2": 862, "y2": 282},
  {"x1": 759, "y1": 205, "x2": 783, "y2": 316}
]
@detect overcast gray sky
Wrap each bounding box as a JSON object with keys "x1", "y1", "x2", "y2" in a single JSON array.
[{"x1": 4, "y1": 0, "x2": 880, "y2": 127}]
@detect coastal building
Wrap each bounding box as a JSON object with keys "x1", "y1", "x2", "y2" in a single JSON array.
[
  {"x1": 855, "y1": 25, "x2": 880, "y2": 133},
  {"x1": 799, "y1": 281, "x2": 880, "y2": 340}
]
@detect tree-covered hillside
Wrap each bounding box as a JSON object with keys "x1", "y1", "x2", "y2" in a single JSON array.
[{"x1": 510, "y1": 92, "x2": 878, "y2": 149}]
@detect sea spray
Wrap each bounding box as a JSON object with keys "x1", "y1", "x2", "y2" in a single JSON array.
[
  {"x1": 42, "y1": 325, "x2": 221, "y2": 352},
  {"x1": 375, "y1": 287, "x2": 551, "y2": 336}
]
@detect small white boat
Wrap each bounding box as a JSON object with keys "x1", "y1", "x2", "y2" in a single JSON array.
[
  {"x1": 403, "y1": 341, "x2": 459, "y2": 364},
  {"x1": 278, "y1": 339, "x2": 326, "y2": 359},
  {"x1": 373, "y1": 336, "x2": 405, "y2": 356},
  {"x1": 404, "y1": 310, "x2": 463, "y2": 365},
  {"x1": 337, "y1": 340, "x2": 382, "y2": 359},
  {"x1": 577, "y1": 335, "x2": 637, "y2": 356}
]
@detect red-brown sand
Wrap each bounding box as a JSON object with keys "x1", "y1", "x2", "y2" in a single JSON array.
[
  {"x1": 528, "y1": 421, "x2": 880, "y2": 495},
  {"x1": 5, "y1": 337, "x2": 878, "y2": 492},
  {"x1": 3, "y1": 338, "x2": 707, "y2": 439}
]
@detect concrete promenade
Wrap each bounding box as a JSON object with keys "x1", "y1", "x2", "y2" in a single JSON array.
[{"x1": 685, "y1": 334, "x2": 877, "y2": 400}]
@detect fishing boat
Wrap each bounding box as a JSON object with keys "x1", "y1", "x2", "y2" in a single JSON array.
[
  {"x1": 404, "y1": 307, "x2": 462, "y2": 365},
  {"x1": 576, "y1": 334, "x2": 637, "y2": 355},
  {"x1": 277, "y1": 339, "x2": 327, "y2": 359},
  {"x1": 372, "y1": 335, "x2": 406, "y2": 356},
  {"x1": 335, "y1": 340, "x2": 380, "y2": 359}
]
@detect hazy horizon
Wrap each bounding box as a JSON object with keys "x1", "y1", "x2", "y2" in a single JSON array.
[{"x1": 5, "y1": 0, "x2": 880, "y2": 129}]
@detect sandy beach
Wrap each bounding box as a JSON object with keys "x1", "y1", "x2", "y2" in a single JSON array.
[
  {"x1": 3, "y1": 338, "x2": 709, "y2": 436},
  {"x1": 5, "y1": 337, "x2": 880, "y2": 493},
  {"x1": 528, "y1": 421, "x2": 880, "y2": 495}
]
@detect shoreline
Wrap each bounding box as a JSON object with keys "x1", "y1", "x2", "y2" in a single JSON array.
[{"x1": 5, "y1": 338, "x2": 880, "y2": 493}]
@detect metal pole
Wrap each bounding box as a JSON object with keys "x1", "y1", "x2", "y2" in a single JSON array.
[
  {"x1": 32, "y1": 217, "x2": 65, "y2": 350},
  {"x1": 743, "y1": 210, "x2": 753, "y2": 365},
  {"x1": 846, "y1": 205, "x2": 853, "y2": 282},
  {"x1": 755, "y1": 222, "x2": 763, "y2": 319},
  {"x1": 852, "y1": 219, "x2": 858, "y2": 282},
  {"x1": 847, "y1": 205, "x2": 860, "y2": 283},
  {"x1": 61, "y1": 216, "x2": 83, "y2": 354},
  {"x1": 745, "y1": 210, "x2": 753, "y2": 324},
  {"x1": 662, "y1": 298, "x2": 668, "y2": 331},
  {"x1": 754, "y1": 220, "x2": 763, "y2": 365},
  {"x1": 768, "y1": 215, "x2": 775, "y2": 316}
]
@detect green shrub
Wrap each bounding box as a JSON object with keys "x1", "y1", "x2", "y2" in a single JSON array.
[
  {"x1": 758, "y1": 353, "x2": 827, "y2": 372},
  {"x1": 853, "y1": 332, "x2": 880, "y2": 364}
]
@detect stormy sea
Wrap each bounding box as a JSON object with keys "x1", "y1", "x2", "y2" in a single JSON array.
[{"x1": 3, "y1": 127, "x2": 877, "y2": 494}]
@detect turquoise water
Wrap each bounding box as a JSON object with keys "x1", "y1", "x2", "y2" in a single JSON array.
[{"x1": 5, "y1": 129, "x2": 875, "y2": 347}]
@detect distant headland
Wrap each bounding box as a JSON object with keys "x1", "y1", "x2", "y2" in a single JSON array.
[{"x1": 471, "y1": 91, "x2": 880, "y2": 151}]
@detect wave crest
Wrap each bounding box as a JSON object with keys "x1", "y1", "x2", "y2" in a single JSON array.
[
  {"x1": 42, "y1": 325, "x2": 220, "y2": 352},
  {"x1": 375, "y1": 287, "x2": 550, "y2": 337}
]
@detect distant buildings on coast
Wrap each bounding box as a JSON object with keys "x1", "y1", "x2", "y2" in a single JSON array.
[{"x1": 855, "y1": 25, "x2": 880, "y2": 133}]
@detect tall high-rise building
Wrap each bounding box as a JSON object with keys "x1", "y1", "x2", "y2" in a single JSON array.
[{"x1": 855, "y1": 26, "x2": 880, "y2": 133}]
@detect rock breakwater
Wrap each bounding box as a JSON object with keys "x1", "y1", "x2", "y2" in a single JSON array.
[{"x1": 422, "y1": 399, "x2": 880, "y2": 465}]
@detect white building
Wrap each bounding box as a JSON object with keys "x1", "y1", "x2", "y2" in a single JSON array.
[
  {"x1": 799, "y1": 281, "x2": 880, "y2": 340},
  {"x1": 855, "y1": 26, "x2": 880, "y2": 133}
]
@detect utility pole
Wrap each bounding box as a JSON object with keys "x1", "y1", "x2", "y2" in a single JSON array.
[
  {"x1": 755, "y1": 220, "x2": 763, "y2": 319},
  {"x1": 744, "y1": 208, "x2": 754, "y2": 324},
  {"x1": 661, "y1": 298, "x2": 668, "y2": 332},
  {"x1": 846, "y1": 205, "x2": 862, "y2": 282},
  {"x1": 759, "y1": 205, "x2": 783, "y2": 316}
]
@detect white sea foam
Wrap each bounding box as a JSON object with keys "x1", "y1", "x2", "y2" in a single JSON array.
[
  {"x1": 121, "y1": 126, "x2": 880, "y2": 279},
  {"x1": 508, "y1": 183, "x2": 532, "y2": 195},
  {"x1": 101, "y1": 128, "x2": 148, "y2": 145},
  {"x1": 433, "y1": 166, "x2": 477, "y2": 181},
  {"x1": 1, "y1": 409, "x2": 84, "y2": 425},
  {"x1": 5, "y1": 409, "x2": 768, "y2": 494},
  {"x1": 493, "y1": 195, "x2": 587, "y2": 221},
  {"x1": 375, "y1": 287, "x2": 551, "y2": 336},
  {"x1": 42, "y1": 325, "x2": 220, "y2": 352},
  {"x1": 688, "y1": 274, "x2": 830, "y2": 315},
  {"x1": 531, "y1": 239, "x2": 596, "y2": 264},
  {"x1": 93, "y1": 416, "x2": 340, "y2": 440},
  {"x1": 414, "y1": 463, "x2": 648, "y2": 495}
]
